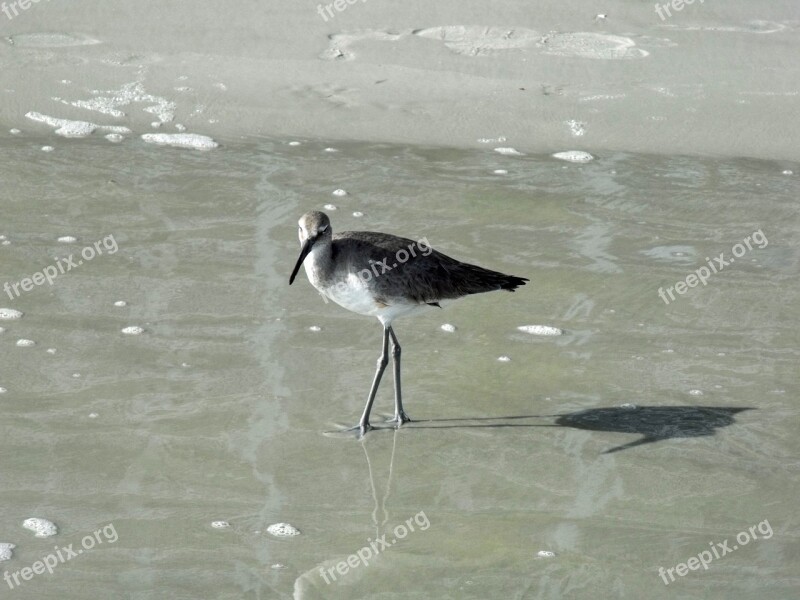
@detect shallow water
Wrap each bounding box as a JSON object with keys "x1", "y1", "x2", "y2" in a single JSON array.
[{"x1": 0, "y1": 135, "x2": 798, "y2": 599}]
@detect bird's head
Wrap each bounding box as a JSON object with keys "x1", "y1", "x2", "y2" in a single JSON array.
[{"x1": 290, "y1": 211, "x2": 332, "y2": 285}]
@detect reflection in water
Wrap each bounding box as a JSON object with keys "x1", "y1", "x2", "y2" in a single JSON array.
[{"x1": 362, "y1": 429, "x2": 399, "y2": 538}]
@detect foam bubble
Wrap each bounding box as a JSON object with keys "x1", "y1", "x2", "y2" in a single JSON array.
[
  {"x1": 88, "y1": 412, "x2": 99, "y2": 418},
  {"x1": 105, "y1": 133, "x2": 124, "y2": 143},
  {"x1": 141, "y1": 133, "x2": 218, "y2": 150},
  {"x1": 114, "y1": 300, "x2": 128, "y2": 307},
  {"x1": 23, "y1": 517, "x2": 58, "y2": 538},
  {"x1": 620, "y1": 403, "x2": 637, "y2": 410},
  {"x1": 288, "y1": 141, "x2": 301, "y2": 146},
  {"x1": 536, "y1": 550, "x2": 556, "y2": 558},
  {"x1": 441, "y1": 324, "x2": 456, "y2": 332},
  {"x1": 0, "y1": 387, "x2": 6, "y2": 394},
  {"x1": 121, "y1": 326, "x2": 144, "y2": 335},
  {"x1": 323, "y1": 204, "x2": 337, "y2": 210},
  {"x1": 42, "y1": 146, "x2": 55, "y2": 152},
  {"x1": 352, "y1": 211, "x2": 364, "y2": 217},
  {"x1": 57, "y1": 236, "x2": 78, "y2": 243},
  {"x1": 65, "y1": 80, "x2": 175, "y2": 123},
  {"x1": 16, "y1": 339, "x2": 35, "y2": 347},
  {"x1": 26, "y1": 111, "x2": 131, "y2": 139},
  {"x1": 267, "y1": 523, "x2": 300, "y2": 537},
  {"x1": 517, "y1": 325, "x2": 564, "y2": 336},
  {"x1": 782, "y1": 169, "x2": 793, "y2": 175},
  {"x1": 494, "y1": 147, "x2": 524, "y2": 156},
  {"x1": 0, "y1": 543, "x2": 15, "y2": 562},
  {"x1": 9, "y1": 128, "x2": 20, "y2": 135},
  {"x1": 332, "y1": 189, "x2": 347, "y2": 196},
  {"x1": 46, "y1": 348, "x2": 57, "y2": 354},
  {"x1": 497, "y1": 355, "x2": 511, "y2": 362},
  {"x1": 211, "y1": 520, "x2": 230, "y2": 529},
  {"x1": 324, "y1": 147, "x2": 338, "y2": 152},
  {"x1": 493, "y1": 169, "x2": 508, "y2": 175},
  {"x1": 309, "y1": 326, "x2": 322, "y2": 332},
  {"x1": 0, "y1": 308, "x2": 23, "y2": 320},
  {"x1": 566, "y1": 120, "x2": 586, "y2": 137},
  {"x1": 688, "y1": 389, "x2": 703, "y2": 396},
  {"x1": 175, "y1": 123, "x2": 187, "y2": 132},
  {"x1": 553, "y1": 151, "x2": 594, "y2": 163}
]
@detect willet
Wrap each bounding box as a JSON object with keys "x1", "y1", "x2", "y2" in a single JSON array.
[{"x1": 289, "y1": 211, "x2": 528, "y2": 437}]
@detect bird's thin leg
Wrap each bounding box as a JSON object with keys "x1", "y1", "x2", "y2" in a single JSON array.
[
  {"x1": 357, "y1": 326, "x2": 391, "y2": 437},
  {"x1": 386, "y1": 327, "x2": 411, "y2": 426}
]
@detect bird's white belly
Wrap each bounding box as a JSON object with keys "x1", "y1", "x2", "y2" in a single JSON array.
[
  {"x1": 323, "y1": 272, "x2": 383, "y2": 317},
  {"x1": 306, "y1": 264, "x2": 426, "y2": 325}
]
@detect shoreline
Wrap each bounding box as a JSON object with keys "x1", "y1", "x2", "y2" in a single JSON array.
[{"x1": 0, "y1": 2, "x2": 797, "y2": 161}]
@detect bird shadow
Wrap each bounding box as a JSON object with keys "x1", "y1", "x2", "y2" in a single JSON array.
[{"x1": 401, "y1": 405, "x2": 754, "y2": 454}]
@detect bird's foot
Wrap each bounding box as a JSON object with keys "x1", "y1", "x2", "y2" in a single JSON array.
[
  {"x1": 323, "y1": 422, "x2": 375, "y2": 440},
  {"x1": 385, "y1": 412, "x2": 412, "y2": 427}
]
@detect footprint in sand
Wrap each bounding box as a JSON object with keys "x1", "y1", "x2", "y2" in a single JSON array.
[{"x1": 319, "y1": 26, "x2": 649, "y2": 61}]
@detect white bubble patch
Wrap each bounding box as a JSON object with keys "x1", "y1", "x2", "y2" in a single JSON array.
[
  {"x1": 141, "y1": 133, "x2": 218, "y2": 150},
  {"x1": 517, "y1": 325, "x2": 564, "y2": 336},
  {"x1": 553, "y1": 151, "x2": 594, "y2": 163},
  {"x1": 23, "y1": 517, "x2": 58, "y2": 538},
  {"x1": 0, "y1": 308, "x2": 23, "y2": 320},
  {"x1": 25, "y1": 111, "x2": 131, "y2": 139},
  {"x1": 0, "y1": 543, "x2": 15, "y2": 562},
  {"x1": 267, "y1": 523, "x2": 300, "y2": 537},
  {"x1": 121, "y1": 326, "x2": 144, "y2": 335},
  {"x1": 494, "y1": 147, "x2": 524, "y2": 156}
]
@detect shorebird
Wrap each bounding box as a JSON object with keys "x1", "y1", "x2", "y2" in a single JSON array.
[{"x1": 289, "y1": 211, "x2": 528, "y2": 437}]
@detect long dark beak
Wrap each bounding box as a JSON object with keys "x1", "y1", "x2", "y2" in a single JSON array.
[{"x1": 289, "y1": 238, "x2": 314, "y2": 285}]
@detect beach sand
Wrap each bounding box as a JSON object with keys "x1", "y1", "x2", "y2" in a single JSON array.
[
  {"x1": 1, "y1": 0, "x2": 798, "y2": 158},
  {"x1": 1, "y1": 2, "x2": 798, "y2": 600}
]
